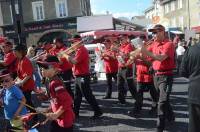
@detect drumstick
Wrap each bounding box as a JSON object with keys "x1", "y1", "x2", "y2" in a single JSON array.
[
  {"x1": 18, "y1": 100, "x2": 46, "y2": 116},
  {"x1": 31, "y1": 122, "x2": 40, "y2": 129}
]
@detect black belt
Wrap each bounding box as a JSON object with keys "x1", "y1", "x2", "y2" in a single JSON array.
[
  {"x1": 120, "y1": 67, "x2": 127, "y2": 70},
  {"x1": 154, "y1": 69, "x2": 173, "y2": 73}
]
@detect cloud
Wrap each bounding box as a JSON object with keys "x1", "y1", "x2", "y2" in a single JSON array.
[{"x1": 92, "y1": 11, "x2": 139, "y2": 20}]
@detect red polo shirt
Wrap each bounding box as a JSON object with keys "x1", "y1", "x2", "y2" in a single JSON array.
[
  {"x1": 102, "y1": 49, "x2": 118, "y2": 73},
  {"x1": 135, "y1": 58, "x2": 153, "y2": 83},
  {"x1": 49, "y1": 77, "x2": 75, "y2": 128},
  {"x1": 148, "y1": 39, "x2": 175, "y2": 75},
  {"x1": 118, "y1": 42, "x2": 134, "y2": 69},
  {"x1": 17, "y1": 57, "x2": 35, "y2": 92},
  {"x1": 51, "y1": 46, "x2": 72, "y2": 72},
  {"x1": 73, "y1": 45, "x2": 90, "y2": 76},
  {"x1": 4, "y1": 51, "x2": 17, "y2": 73}
]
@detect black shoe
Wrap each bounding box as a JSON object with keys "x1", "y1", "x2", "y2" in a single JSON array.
[
  {"x1": 149, "y1": 106, "x2": 157, "y2": 115},
  {"x1": 156, "y1": 128, "x2": 163, "y2": 132},
  {"x1": 128, "y1": 109, "x2": 141, "y2": 117},
  {"x1": 118, "y1": 99, "x2": 126, "y2": 105},
  {"x1": 167, "y1": 114, "x2": 175, "y2": 123},
  {"x1": 103, "y1": 95, "x2": 111, "y2": 99},
  {"x1": 90, "y1": 111, "x2": 103, "y2": 120}
]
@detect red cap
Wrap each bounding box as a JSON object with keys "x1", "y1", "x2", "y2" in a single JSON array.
[
  {"x1": 0, "y1": 37, "x2": 7, "y2": 44},
  {"x1": 37, "y1": 55, "x2": 62, "y2": 71}
]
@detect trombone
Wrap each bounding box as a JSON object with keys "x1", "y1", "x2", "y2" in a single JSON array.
[{"x1": 57, "y1": 37, "x2": 87, "y2": 57}]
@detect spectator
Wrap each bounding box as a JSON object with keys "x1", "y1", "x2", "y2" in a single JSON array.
[
  {"x1": 0, "y1": 70, "x2": 27, "y2": 131},
  {"x1": 180, "y1": 41, "x2": 200, "y2": 132},
  {"x1": 176, "y1": 42, "x2": 185, "y2": 74}
]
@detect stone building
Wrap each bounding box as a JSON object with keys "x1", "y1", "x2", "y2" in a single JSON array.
[{"x1": 0, "y1": 0, "x2": 91, "y2": 45}]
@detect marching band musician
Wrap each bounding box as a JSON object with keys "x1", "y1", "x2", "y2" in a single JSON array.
[
  {"x1": 141, "y1": 24, "x2": 175, "y2": 132},
  {"x1": 126, "y1": 42, "x2": 158, "y2": 116},
  {"x1": 116, "y1": 34, "x2": 137, "y2": 104},
  {"x1": 13, "y1": 45, "x2": 37, "y2": 116},
  {"x1": 51, "y1": 38, "x2": 74, "y2": 98},
  {"x1": 101, "y1": 39, "x2": 118, "y2": 99},
  {"x1": 63, "y1": 35, "x2": 103, "y2": 119},
  {"x1": 37, "y1": 55, "x2": 75, "y2": 132},
  {"x1": 0, "y1": 41, "x2": 17, "y2": 78}
]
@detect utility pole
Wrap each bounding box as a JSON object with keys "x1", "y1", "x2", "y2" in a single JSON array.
[
  {"x1": 1, "y1": 0, "x2": 25, "y2": 45},
  {"x1": 187, "y1": 0, "x2": 191, "y2": 30}
]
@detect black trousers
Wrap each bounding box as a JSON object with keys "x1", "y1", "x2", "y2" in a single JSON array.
[
  {"x1": 105, "y1": 72, "x2": 117, "y2": 97},
  {"x1": 117, "y1": 68, "x2": 137, "y2": 103},
  {"x1": 74, "y1": 75, "x2": 101, "y2": 116},
  {"x1": 50, "y1": 121, "x2": 73, "y2": 132},
  {"x1": 188, "y1": 103, "x2": 200, "y2": 132},
  {"x1": 23, "y1": 91, "x2": 36, "y2": 113},
  {"x1": 134, "y1": 82, "x2": 158, "y2": 110},
  {"x1": 176, "y1": 55, "x2": 183, "y2": 74},
  {"x1": 59, "y1": 69, "x2": 74, "y2": 98},
  {"x1": 154, "y1": 75, "x2": 174, "y2": 131}
]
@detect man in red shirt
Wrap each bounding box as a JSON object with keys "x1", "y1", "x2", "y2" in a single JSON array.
[
  {"x1": 0, "y1": 41, "x2": 17, "y2": 77},
  {"x1": 101, "y1": 39, "x2": 118, "y2": 99},
  {"x1": 63, "y1": 35, "x2": 103, "y2": 119},
  {"x1": 51, "y1": 38, "x2": 73, "y2": 98},
  {"x1": 141, "y1": 24, "x2": 175, "y2": 132},
  {"x1": 13, "y1": 45, "x2": 36, "y2": 114},
  {"x1": 116, "y1": 34, "x2": 137, "y2": 104},
  {"x1": 127, "y1": 51, "x2": 158, "y2": 116}
]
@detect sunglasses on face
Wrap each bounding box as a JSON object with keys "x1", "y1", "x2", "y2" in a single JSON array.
[
  {"x1": 2, "y1": 45, "x2": 9, "y2": 48},
  {"x1": 1, "y1": 79, "x2": 10, "y2": 83}
]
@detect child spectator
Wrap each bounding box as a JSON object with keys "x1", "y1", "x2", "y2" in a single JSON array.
[
  {"x1": 0, "y1": 70, "x2": 27, "y2": 131},
  {"x1": 37, "y1": 55, "x2": 74, "y2": 132}
]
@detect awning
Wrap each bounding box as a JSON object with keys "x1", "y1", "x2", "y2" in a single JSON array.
[
  {"x1": 170, "y1": 30, "x2": 184, "y2": 34},
  {"x1": 192, "y1": 26, "x2": 200, "y2": 33}
]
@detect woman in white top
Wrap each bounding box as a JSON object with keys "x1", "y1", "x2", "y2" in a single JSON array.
[{"x1": 176, "y1": 42, "x2": 185, "y2": 74}]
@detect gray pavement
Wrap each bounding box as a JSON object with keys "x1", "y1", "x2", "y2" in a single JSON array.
[
  {"x1": 74, "y1": 77, "x2": 189, "y2": 132},
  {"x1": 0, "y1": 77, "x2": 189, "y2": 132}
]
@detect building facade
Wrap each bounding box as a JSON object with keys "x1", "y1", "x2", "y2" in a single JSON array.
[
  {"x1": 190, "y1": 0, "x2": 200, "y2": 34},
  {"x1": 0, "y1": 0, "x2": 91, "y2": 45}
]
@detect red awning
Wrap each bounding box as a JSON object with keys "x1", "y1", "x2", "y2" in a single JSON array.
[
  {"x1": 80, "y1": 30, "x2": 147, "y2": 39},
  {"x1": 192, "y1": 26, "x2": 200, "y2": 33}
]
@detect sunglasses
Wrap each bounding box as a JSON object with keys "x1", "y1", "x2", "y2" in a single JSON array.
[
  {"x1": 2, "y1": 45, "x2": 10, "y2": 48},
  {"x1": 1, "y1": 79, "x2": 10, "y2": 83}
]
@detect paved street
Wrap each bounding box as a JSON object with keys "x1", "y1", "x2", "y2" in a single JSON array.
[
  {"x1": 0, "y1": 76, "x2": 189, "y2": 132},
  {"x1": 74, "y1": 77, "x2": 189, "y2": 132}
]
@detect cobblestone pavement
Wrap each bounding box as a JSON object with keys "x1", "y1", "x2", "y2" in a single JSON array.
[{"x1": 0, "y1": 77, "x2": 189, "y2": 132}]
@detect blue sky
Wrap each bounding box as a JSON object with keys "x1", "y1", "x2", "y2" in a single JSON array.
[{"x1": 90, "y1": 0, "x2": 153, "y2": 19}]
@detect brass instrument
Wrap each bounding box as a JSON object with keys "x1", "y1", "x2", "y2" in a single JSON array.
[
  {"x1": 129, "y1": 39, "x2": 154, "y2": 59},
  {"x1": 57, "y1": 38, "x2": 86, "y2": 57},
  {"x1": 31, "y1": 45, "x2": 56, "y2": 61}
]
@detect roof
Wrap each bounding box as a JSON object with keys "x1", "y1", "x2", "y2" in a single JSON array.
[
  {"x1": 80, "y1": 30, "x2": 147, "y2": 39},
  {"x1": 144, "y1": 6, "x2": 154, "y2": 13}
]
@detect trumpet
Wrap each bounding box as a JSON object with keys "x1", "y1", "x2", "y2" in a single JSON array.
[
  {"x1": 129, "y1": 39, "x2": 154, "y2": 58},
  {"x1": 31, "y1": 45, "x2": 56, "y2": 61}
]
